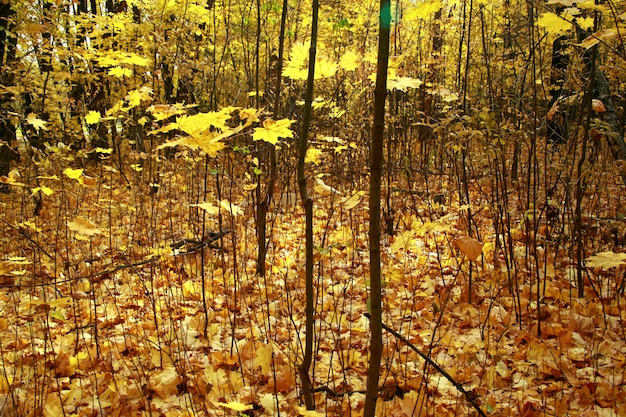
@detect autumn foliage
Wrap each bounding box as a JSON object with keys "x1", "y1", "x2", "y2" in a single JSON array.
[{"x1": 1, "y1": 0, "x2": 626, "y2": 416}]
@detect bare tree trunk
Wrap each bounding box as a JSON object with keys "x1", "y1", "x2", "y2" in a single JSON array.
[
  {"x1": 363, "y1": 0, "x2": 391, "y2": 416},
  {"x1": 0, "y1": 0, "x2": 18, "y2": 191},
  {"x1": 297, "y1": 0, "x2": 319, "y2": 409}
]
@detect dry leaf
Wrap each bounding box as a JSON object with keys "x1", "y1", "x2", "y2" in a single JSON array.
[
  {"x1": 453, "y1": 236, "x2": 484, "y2": 261},
  {"x1": 67, "y1": 216, "x2": 102, "y2": 236}
]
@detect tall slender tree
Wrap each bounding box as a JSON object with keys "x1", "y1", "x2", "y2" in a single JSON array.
[
  {"x1": 364, "y1": 0, "x2": 391, "y2": 415},
  {"x1": 0, "y1": 0, "x2": 18, "y2": 189},
  {"x1": 297, "y1": 0, "x2": 319, "y2": 408}
]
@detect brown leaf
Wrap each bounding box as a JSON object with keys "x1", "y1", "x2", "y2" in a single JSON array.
[{"x1": 452, "y1": 236, "x2": 484, "y2": 261}]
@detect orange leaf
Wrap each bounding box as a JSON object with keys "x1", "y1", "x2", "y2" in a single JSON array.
[{"x1": 453, "y1": 236, "x2": 484, "y2": 261}]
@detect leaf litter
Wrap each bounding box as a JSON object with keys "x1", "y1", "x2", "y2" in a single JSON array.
[{"x1": 0, "y1": 154, "x2": 624, "y2": 417}]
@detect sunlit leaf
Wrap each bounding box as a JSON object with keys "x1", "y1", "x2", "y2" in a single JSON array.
[
  {"x1": 85, "y1": 110, "x2": 101, "y2": 125},
  {"x1": 26, "y1": 113, "x2": 48, "y2": 132},
  {"x1": 252, "y1": 119, "x2": 294, "y2": 145},
  {"x1": 216, "y1": 401, "x2": 254, "y2": 411},
  {"x1": 177, "y1": 111, "x2": 231, "y2": 136},
  {"x1": 537, "y1": 12, "x2": 573, "y2": 34},
  {"x1": 338, "y1": 50, "x2": 361, "y2": 71},
  {"x1": 67, "y1": 216, "x2": 102, "y2": 236},
  {"x1": 192, "y1": 202, "x2": 219, "y2": 215},
  {"x1": 342, "y1": 191, "x2": 365, "y2": 210},
  {"x1": 404, "y1": 0, "x2": 442, "y2": 21},
  {"x1": 305, "y1": 147, "x2": 322, "y2": 165},
  {"x1": 31, "y1": 186, "x2": 54, "y2": 196},
  {"x1": 219, "y1": 200, "x2": 243, "y2": 216},
  {"x1": 585, "y1": 251, "x2": 626, "y2": 270},
  {"x1": 108, "y1": 66, "x2": 132, "y2": 77},
  {"x1": 388, "y1": 76, "x2": 423, "y2": 92},
  {"x1": 63, "y1": 168, "x2": 84, "y2": 180}
]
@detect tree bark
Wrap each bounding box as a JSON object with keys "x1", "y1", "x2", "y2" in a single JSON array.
[
  {"x1": 297, "y1": 0, "x2": 319, "y2": 409},
  {"x1": 363, "y1": 0, "x2": 391, "y2": 416}
]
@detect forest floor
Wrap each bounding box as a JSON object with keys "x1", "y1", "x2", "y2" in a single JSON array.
[{"x1": 0, "y1": 147, "x2": 625, "y2": 417}]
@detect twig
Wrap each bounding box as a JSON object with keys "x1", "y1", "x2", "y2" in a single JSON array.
[{"x1": 364, "y1": 313, "x2": 487, "y2": 417}]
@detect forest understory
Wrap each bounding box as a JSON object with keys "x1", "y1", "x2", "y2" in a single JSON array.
[{"x1": 0, "y1": 135, "x2": 625, "y2": 417}]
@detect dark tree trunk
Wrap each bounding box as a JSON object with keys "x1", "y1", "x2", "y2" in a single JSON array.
[{"x1": 0, "y1": 0, "x2": 19, "y2": 189}]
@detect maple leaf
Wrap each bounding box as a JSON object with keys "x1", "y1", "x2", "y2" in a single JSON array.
[
  {"x1": 388, "y1": 76, "x2": 423, "y2": 92},
  {"x1": 216, "y1": 401, "x2": 254, "y2": 411},
  {"x1": 239, "y1": 107, "x2": 261, "y2": 127},
  {"x1": 252, "y1": 118, "x2": 294, "y2": 145},
  {"x1": 453, "y1": 236, "x2": 484, "y2": 261},
  {"x1": 67, "y1": 216, "x2": 102, "y2": 236},
  {"x1": 108, "y1": 66, "x2": 132, "y2": 77},
  {"x1": 537, "y1": 12, "x2": 573, "y2": 34},
  {"x1": 125, "y1": 88, "x2": 151, "y2": 107},
  {"x1": 63, "y1": 167, "x2": 85, "y2": 184},
  {"x1": 342, "y1": 191, "x2": 365, "y2": 210},
  {"x1": 315, "y1": 58, "x2": 338, "y2": 79},
  {"x1": 177, "y1": 111, "x2": 231, "y2": 136},
  {"x1": 283, "y1": 65, "x2": 308, "y2": 80},
  {"x1": 26, "y1": 113, "x2": 48, "y2": 132},
  {"x1": 404, "y1": 0, "x2": 443, "y2": 21},
  {"x1": 585, "y1": 251, "x2": 626, "y2": 270},
  {"x1": 85, "y1": 110, "x2": 101, "y2": 125},
  {"x1": 339, "y1": 50, "x2": 361, "y2": 71},
  {"x1": 305, "y1": 147, "x2": 322, "y2": 165},
  {"x1": 149, "y1": 367, "x2": 182, "y2": 398},
  {"x1": 31, "y1": 186, "x2": 54, "y2": 196}
]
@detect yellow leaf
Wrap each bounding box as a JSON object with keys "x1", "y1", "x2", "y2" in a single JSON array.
[
  {"x1": 388, "y1": 76, "x2": 423, "y2": 92},
  {"x1": 31, "y1": 186, "x2": 54, "y2": 196},
  {"x1": 252, "y1": 119, "x2": 294, "y2": 145},
  {"x1": 305, "y1": 147, "x2": 322, "y2": 165},
  {"x1": 120, "y1": 53, "x2": 150, "y2": 67},
  {"x1": 254, "y1": 343, "x2": 273, "y2": 375},
  {"x1": 67, "y1": 216, "x2": 102, "y2": 236},
  {"x1": 177, "y1": 111, "x2": 231, "y2": 136},
  {"x1": 219, "y1": 200, "x2": 243, "y2": 216},
  {"x1": 26, "y1": 113, "x2": 48, "y2": 132},
  {"x1": 338, "y1": 50, "x2": 361, "y2": 71},
  {"x1": 316, "y1": 58, "x2": 338, "y2": 79},
  {"x1": 537, "y1": 12, "x2": 573, "y2": 34},
  {"x1": 297, "y1": 406, "x2": 326, "y2": 416},
  {"x1": 585, "y1": 251, "x2": 626, "y2": 270},
  {"x1": 149, "y1": 367, "x2": 182, "y2": 398},
  {"x1": 108, "y1": 66, "x2": 132, "y2": 77},
  {"x1": 192, "y1": 202, "x2": 219, "y2": 215},
  {"x1": 239, "y1": 107, "x2": 261, "y2": 126},
  {"x1": 283, "y1": 65, "x2": 308, "y2": 80},
  {"x1": 85, "y1": 110, "x2": 101, "y2": 125},
  {"x1": 404, "y1": 0, "x2": 442, "y2": 21},
  {"x1": 63, "y1": 167, "x2": 84, "y2": 180},
  {"x1": 216, "y1": 401, "x2": 253, "y2": 412},
  {"x1": 342, "y1": 191, "x2": 365, "y2": 210}
]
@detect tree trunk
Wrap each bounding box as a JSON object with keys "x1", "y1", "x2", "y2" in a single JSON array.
[
  {"x1": 297, "y1": 0, "x2": 319, "y2": 410},
  {"x1": 363, "y1": 0, "x2": 391, "y2": 416}
]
